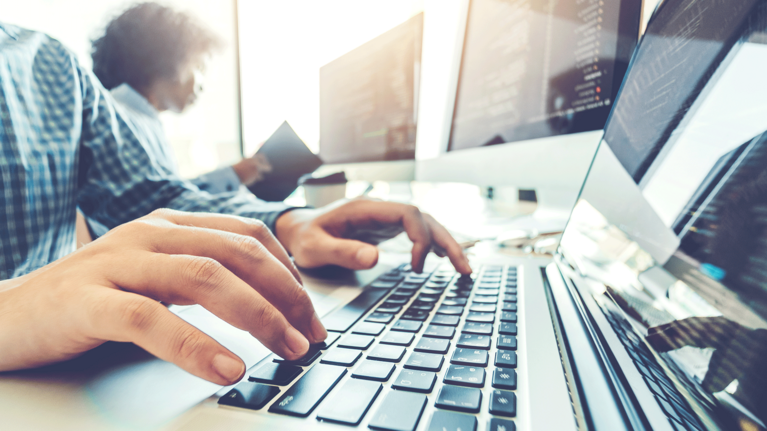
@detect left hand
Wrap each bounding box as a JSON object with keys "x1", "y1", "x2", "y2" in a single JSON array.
[{"x1": 275, "y1": 198, "x2": 472, "y2": 274}]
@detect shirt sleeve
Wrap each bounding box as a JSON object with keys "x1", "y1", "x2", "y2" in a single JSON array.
[
  {"x1": 190, "y1": 166, "x2": 243, "y2": 194},
  {"x1": 74, "y1": 63, "x2": 297, "y2": 232}
]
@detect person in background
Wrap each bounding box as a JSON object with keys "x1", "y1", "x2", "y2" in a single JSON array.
[{"x1": 91, "y1": 2, "x2": 270, "y2": 195}]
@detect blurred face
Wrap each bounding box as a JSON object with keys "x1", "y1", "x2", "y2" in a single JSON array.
[{"x1": 146, "y1": 54, "x2": 209, "y2": 113}]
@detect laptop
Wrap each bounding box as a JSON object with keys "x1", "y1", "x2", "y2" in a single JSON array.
[{"x1": 2, "y1": 0, "x2": 765, "y2": 430}]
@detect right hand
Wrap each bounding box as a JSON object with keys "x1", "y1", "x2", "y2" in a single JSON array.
[
  {"x1": 232, "y1": 154, "x2": 272, "y2": 185},
  {"x1": 0, "y1": 209, "x2": 326, "y2": 386}
]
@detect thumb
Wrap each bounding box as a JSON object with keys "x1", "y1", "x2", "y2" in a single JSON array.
[{"x1": 303, "y1": 233, "x2": 379, "y2": 270}]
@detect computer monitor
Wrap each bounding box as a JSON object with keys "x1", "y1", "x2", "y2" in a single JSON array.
[
  {"x1": 317, "y1": 12, "x2": 423, "y2": 181},
  {"x1": 416, "y1": 0, "x2": 642, "y2": 198}
]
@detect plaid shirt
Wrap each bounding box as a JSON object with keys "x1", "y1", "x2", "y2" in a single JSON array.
[{"x1": 0, "y1": 24, "x2": 292, "y2": 279}]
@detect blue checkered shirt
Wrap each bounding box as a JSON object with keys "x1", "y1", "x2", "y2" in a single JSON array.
[{"x1": 0, "y1": 24, "x2": 292, "y2": 279}]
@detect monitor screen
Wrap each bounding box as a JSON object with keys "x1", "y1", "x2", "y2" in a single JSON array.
[
  {"x1": 319, "y1": 13, "x2": 423, "y2": 164},
  {"x1": 448, "y1": 0, "x2": 640, "y2": 152},
  {"x1": 560, "y1": 0, "x2": 767, "y2": 427}
]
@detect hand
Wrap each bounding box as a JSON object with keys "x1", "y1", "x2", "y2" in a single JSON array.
[
  {"x1": 232, "y1": 154, "x2": 272, "y2": 186},
  {"x1": 0, "y1": 209, "x2": 326, "y2": 385},
  {"x1": 275, "y1": 198, "x2": 472, "y2": 274}
]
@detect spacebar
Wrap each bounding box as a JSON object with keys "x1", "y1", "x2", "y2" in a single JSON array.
[{"x1": 322, "y1": 288, "x2": 389, "y2": 332}]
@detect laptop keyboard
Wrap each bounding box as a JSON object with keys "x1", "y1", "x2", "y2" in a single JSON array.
[{"x1": 219, "y1": 264, "x2": 520, "y2": 431}]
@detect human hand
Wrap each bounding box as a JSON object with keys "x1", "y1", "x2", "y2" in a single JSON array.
[
  {"x1": 232, "y1": 154, "x2": 272, "y2": 185},
  {"x1": 274, "y1": 198, "x2": 472, "y2": 274},
  {"x1": 0, "y1": 209, "x2": 326, "y2": 385}
]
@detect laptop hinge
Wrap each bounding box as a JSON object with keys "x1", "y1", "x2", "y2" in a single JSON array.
[{"x1": 542, "y1": 263, "x2": 640, "y2": 431}]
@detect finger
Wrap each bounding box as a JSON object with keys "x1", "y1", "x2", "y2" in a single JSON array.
[
  {"x1": 106, "y1": 252, "x2": 316, "y2": 358},
  {"x1": 397, "y1": 205, "x2": 432, "y2": 273},
  {"x1": 296, "y1": 230, "x2": 379, "y2": 270},
  {"x1": 130, "y1": 219, "x2": 325, "y2": 343},
  {"x1": 149, "y1": 209, "x2": 302, "y2": 284},
  {"x1": 423, "y1": 214, "x2": 472, "y2": 274},
  {"x1": 89, "y1": 289, "x2": 246, "y2": 385}
]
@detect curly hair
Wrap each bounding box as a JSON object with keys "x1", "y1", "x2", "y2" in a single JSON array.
[{"x1": 91, "y1": 2, "x2": 222, "y2": 90}]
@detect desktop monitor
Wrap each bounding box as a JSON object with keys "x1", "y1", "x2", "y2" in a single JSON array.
[
  {"x1": 317, "y1": 12, "x2": 423, "y2": 181},
  {"x1": 416, "y1": 0, "x2": 642, "y2": 198}
]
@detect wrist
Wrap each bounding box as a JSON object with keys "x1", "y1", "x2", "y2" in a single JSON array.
[{"x1": 275, "y1": 208, "x2": 315, "y2": 254}]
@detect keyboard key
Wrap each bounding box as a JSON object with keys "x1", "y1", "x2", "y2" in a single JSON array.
[
  {"x1": 402, "y1": 309, "x2": 430, "y2": 320},
  {"x1": 423, "y1": 324, "x2": 456, "y2": 339},
  {"x1": 475, "y1": 288, "x2": 499, "y2": 296},
  {"x1": 457, "y1": 333, "x2": 491, "y2": 349},
  {"x1": 392, "y1": 319, "x2": 423, "y2": 332},
  {"x1": 352, "y1": 360, "x2": 396, "y2": 381},
  {"x1": 469, "y1": 303, "x2": 496, "y2": 313},
  {"x1": 369, "y1": 390, "x2": 427, "y2": 431},
  {"x1": 219, "y1": 381, "x2": 280, "y2": 410},
  {"x1": 371, "y1": 280, "x2": 399, "y2": 289},
  {"x1": 384, "y1": 298, "x2": 408, "y2": 306},
  {"x1": 380, "y1": 331, "x2": 415, "y2": 346},
  {"x1": 495, "y1": 351, "x2": 517, "y2": 368},
  {"x1": 444, "y1": 364, "x2": 486, "y2": 388},
  {"x1": 249, "y1": 362, "x2": 302, "y2": 385},
  {"x1": 427, "y1": 410, "x2": 478, "y2": 431},
  {"x1": 338, "y1": 334, "x2": 375, "y2": 350},
  {"x1": 501, "y1": 302, "x2": 517, "y2": 312},
  {"x1": 421, "y1": 287, "x2": 444, "y2": 295},
  {"x1": 488, "y1": 418, "x2": 516, "y2": 431},
  {"x1": 504, "y1": 288, "x2": 517, "y2": 295},
  {"x1": 497, "y1": 335, "x2": 517, "y2": 350},
  {"x1": 368, "y1": 344, "x2": 406, "y2": 362},
  {"x1": 500, "y1": 312, "x2": 517, "y2": 322},
  {"x1": 493, "y1": 367, "x2": 516, "y2": 390},
  {"x1": 451, "y1": 349, "x2": 489, "y2": 367},
  {"x1": 321, "y1": 347, "x2": 362, "y2": 366},
  {"x1": 499, "y1": 323, "x2": 517, "y2": 335},
  {"x1": 377, "y1": 305, "x2": 403, "y2": 314},
  {"x1": 393, "y1": 287, "x2": 418, "y2": 296},
  {"x1": 316, "y1": 379, "x2": 382, "y2": 425},
  {"x1": 489, "y1": 390, "x2": 516, "y2": 417},
  {"x1": 416, "y1": 294, "x2": 440, "y2": 303},
  {"x1": 392, "y1": 369, "x2": 437, "y2": 393},
  {"x1": 504, "y1": 295, "x2": 517, "y2": 303},
  {"x1": 462, "y1": 322, "x2": 493, "y2": 335},
  {"x1": 472, "y1": 296, "x2": 498, "y2": 304},
  {"x1": 430, "y1": 314, "x2": 460, "y2": 326},
  {"x1": 274, "y1": 344, "x2": 322, "y2": 366},
  {"x1": 405, "y1": 352, "x2": 444, "y2": 372},
  {"x1": 318, "y1": 332, "x2": 342, "y2": 349},
  {"x1": 323, "y1": 288, "x2": 389, "y2": 332},
  {"x1": 435, "y1": 384, "x2": 482, "y2": 413},
  {"x1": 465, "y1": 312, "x2": 494, "y2": 323},
  {"x1": 445, "y1": 290, "x2": 471, "y2": 298},
  {"x1": 268, "y1": 364, "x2": 346, "y2": 417},
  {"x1": 353, "y1": 322, "x2": 385, "y2": 336},
  {"x1": 436, "y1": 305, "x2": 464, "y2": 315},
  {"x1": 441, "y1": 297, "x2": 468, "y2": 306},
  {"x1": 366, "y1": 312, "x2": 395, "y2": 324},
  {"x1": 409, "y1": 302, "x2": 434, "y2": 312},
  {"x1": 415, "y1": 337, "x2": 451, "y2": 354}
]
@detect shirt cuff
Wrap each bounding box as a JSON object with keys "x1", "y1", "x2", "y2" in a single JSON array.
[{"x1": 190, "y1": 166, "x2": 242, "y2": 194}]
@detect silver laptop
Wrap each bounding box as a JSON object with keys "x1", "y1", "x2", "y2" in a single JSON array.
[{"x1": 3, "y1": 0, "x2": 765, "y2": 430}]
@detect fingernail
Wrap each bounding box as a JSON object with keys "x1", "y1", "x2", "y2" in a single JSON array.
[
  {"x1": 285, "y1": 326, "x2": 310, "y2": 356},
  {"x1": 311, "y1": 312, "x2": 328, "y2": 342},
  {"x1": 212, "y1": 354, "x2": 244, "y2": 384},
  {"x1": 355, "y1": 247, "x2": 378, "y2": 267}
]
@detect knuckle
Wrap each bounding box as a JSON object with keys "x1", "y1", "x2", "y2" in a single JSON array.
[
  {"x1": 250, "y1": 305, "x2": 280, "y2": 331},
  {"x1": 120, "y1": 297, "x2": 159, "y2": 332},
  {"x1": 406, "y1": 204, "x2": 422, "y2": 217},
  {"x1": 230, "y1": 234, "x2": 266, "y2": 260},
  {"x1": 246, "y1": 219, "x2": 269, "y2": 238},
  {"x1": 148, "y1": 208, "x2": 178, "y2": 219},
  {"x1": 185, "y1": 257, "x2": 226, "y2": 292},
  {"x1": 174, "y1": 328, "x2": 207, "y2": 363}
]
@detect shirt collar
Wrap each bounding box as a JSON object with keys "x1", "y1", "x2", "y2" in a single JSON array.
[
  {"x1": 0, "y1": 22, "x2": 20, "y2": 39},
  {"x1": 110, "y1": 83, "x2": 160, "y2": 119}
]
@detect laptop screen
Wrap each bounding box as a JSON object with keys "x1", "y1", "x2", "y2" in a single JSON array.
[{"x1": 559, "y1": 0, "x2": 767, "y2": 428}]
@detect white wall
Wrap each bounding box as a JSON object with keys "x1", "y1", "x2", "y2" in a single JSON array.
[
  {"x1": 237, "y1": 0, "x2": 424, "y2": 155},
  {"x1": 2, "y1": 0, "x2": 241, "y2": 178}
]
